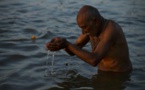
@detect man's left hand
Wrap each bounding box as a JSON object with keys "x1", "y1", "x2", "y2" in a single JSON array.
[{"x1": 46, "y1": 37, "x2": 68, "y2": 51}]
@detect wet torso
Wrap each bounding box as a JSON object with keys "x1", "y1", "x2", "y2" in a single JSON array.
[{"x1": 89, "y1": 20, "x2": 132, "y2": 72}]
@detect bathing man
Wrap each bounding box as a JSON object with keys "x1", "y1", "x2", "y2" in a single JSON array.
[{"x1": 46, "y1": 5, "x2": 132, "y2": 72}]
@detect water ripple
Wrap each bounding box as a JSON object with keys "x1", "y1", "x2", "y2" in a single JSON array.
[{"x1": 0, "y1": 0, "x2": 145, "y2": 90}]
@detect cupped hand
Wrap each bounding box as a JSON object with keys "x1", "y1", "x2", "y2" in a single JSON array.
[{"x1": 46, "y1": 37, "x2": 68, "y2": 51}]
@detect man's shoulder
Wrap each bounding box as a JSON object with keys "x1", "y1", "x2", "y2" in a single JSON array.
[
  {"x1": 100, "y1": 20, "x2": 119, "y2": 42},
  {"x1": 106, "y1": 20, "x2": 122, "y2": 34},
  {"x1": 104, "y1": 20, "x2": 116, "y2": 34},
  {"x1": 107, "y1": 20, "x2": 117, "y2": 28}
]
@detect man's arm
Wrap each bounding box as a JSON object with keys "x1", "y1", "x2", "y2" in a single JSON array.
[
  {"x1": 65, "y1": 25, "x2": 115, "y2": 66},
  {"x1": 64, "y1": 34, "x2": 89, "y2": 56}
]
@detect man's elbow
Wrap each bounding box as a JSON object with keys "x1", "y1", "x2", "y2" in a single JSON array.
[
  {"x1": 91, "y1": 62, "x2": 97, "y2": 67},
  {"x1": 70, "y1": 53, "x2": 75, "y2": 56},
  {"x1": 90, "y1": 58, "x2": 100, "y2": 67}
]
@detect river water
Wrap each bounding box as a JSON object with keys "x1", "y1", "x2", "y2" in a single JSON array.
[{"x1": 0, "y1": 0, "x2": 145, "y2": 90}]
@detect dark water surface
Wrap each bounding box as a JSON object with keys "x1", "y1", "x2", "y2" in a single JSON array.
[{"x1": 0, "y1": 0, "x2": 145, "y2": 90}]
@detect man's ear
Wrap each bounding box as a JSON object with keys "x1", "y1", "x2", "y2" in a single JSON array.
[{"x1": 93, "y1": 18, "x2": 99, "y2": 25}]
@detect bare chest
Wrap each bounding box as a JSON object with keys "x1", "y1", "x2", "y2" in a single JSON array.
[{"x1": 89, "y1": 36, "x2": 100, "y2": 52}]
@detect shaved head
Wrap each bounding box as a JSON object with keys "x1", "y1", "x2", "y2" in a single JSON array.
[{"x1": 77, "y1": 5, "x2": 103, "y2": 24}]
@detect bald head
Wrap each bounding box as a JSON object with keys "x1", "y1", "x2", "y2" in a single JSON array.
[{"x1": 77, "y1": 5, "x2": 103, "y2": 24}]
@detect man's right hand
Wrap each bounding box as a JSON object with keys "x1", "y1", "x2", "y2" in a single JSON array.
[{"x1": 46, "y1": 37, "x2": 68, "y2": 51}]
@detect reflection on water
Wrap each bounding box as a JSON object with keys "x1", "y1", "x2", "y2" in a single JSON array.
[
  {"x1": 92, "y1": 70, "x2": 131, "y2": 90},
  {"x1": 49, "y1": 70, "x2": 131, "y2": 90},
  {"x1": 0, "y1": 0, "x2": 145, "y2": 90}
]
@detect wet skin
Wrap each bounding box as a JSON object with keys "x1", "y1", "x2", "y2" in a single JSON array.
[{"x1": 46, "y1": 6, "x2": 132, "y2": 72}]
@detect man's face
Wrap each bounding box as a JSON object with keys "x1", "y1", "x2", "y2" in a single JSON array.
[{"x1": 77, "y1": 17, "x2": 100, "y2": 36}]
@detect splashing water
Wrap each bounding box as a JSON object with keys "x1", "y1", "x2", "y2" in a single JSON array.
[
  {"x1": 44, "y1": 50, "x2": 56, "y2": 77},
  {"x1": 44, "y1": 50, "x2": 71, "y2": 77}
]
